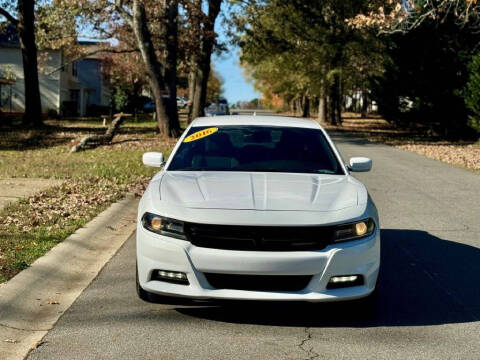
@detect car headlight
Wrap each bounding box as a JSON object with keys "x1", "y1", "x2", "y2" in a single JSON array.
[
  {"x1": 332, "y1": 218, "x2": 375, "y2": 243},
  {"x1": 141, "y1": 212, "x2": 186, "y2": 240}
]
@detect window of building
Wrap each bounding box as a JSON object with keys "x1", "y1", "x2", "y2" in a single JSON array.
[{"x1": 72, "y1": 61, "x2": 78, "y2": 77}]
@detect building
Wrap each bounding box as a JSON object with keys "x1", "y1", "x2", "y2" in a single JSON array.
[
  {"x1": 0, "y1": 26, "x2": 110, "y2": 116},
  {"x1": 0, "y1": 75, "x2": 16, "y2": 114}
]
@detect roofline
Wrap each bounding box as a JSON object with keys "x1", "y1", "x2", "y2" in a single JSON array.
[
  {"x1": 0, "y1": 40, "x2": 102, "y2": 50},
  {"x1": 190, "y1": 115, "x2": 323, "y2": 130}
]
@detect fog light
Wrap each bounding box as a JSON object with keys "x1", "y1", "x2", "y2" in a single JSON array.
[
  {"x1": 331, "y1": 275, "x2": 358, "y2": 283},
  {"x1": 327, "y1": 274, "x2": 363, "y2": 289},
  {"x1": 151, "y1": 269, "x2": 189, "y2": 285}
]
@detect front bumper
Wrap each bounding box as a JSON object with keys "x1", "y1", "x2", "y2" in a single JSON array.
[{"x1": 136, "y1": 226, "x2": 380, "y2": 302}]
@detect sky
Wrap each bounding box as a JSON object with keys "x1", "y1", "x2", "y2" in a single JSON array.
[
  {"x1": 212, "y1": 5, "x2": 261, "y2": 105},
  {"x1": 213, "y1": 49, "x2": 261, "y2": 104}
]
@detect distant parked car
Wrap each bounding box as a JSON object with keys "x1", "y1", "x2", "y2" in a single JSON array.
[
  {"x1": 144, "y1": 96, "x2": 188, "y2": 113},
  {"x1": 143, "y1": 101, "x2": 156, "y2": 113},
  {"x1": 177, "y1": 97, "x2": 188, "y2": 109},
  {"x1": 205, "y1": 103, "x2": 229, "y2": 116}
]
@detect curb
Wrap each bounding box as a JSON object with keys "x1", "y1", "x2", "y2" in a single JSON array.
[{"x1": 0, "y1": 194, "x2": 139, "y2": 360}]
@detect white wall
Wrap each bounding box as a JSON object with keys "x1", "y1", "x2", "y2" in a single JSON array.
[{"x1": 0, "y1": 47, "x2": 61, "y2": 113}]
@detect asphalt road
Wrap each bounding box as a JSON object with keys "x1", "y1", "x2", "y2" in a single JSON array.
[{"x1": 28, "y1": 131, "x2": 480, "y2": 360}]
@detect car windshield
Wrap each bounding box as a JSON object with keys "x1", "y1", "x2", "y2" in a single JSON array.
[{"x1": 168, "y1": 125, "x2": 344, "y2": 174}]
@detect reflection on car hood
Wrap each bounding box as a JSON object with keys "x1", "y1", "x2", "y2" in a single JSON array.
[{"x1": 160, "y1": 172, "x2": 363, "y2": 212}]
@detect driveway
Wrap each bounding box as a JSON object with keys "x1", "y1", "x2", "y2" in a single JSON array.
[
  {"x1": 28, "y1": 132, "x2": 480, "y2": 360},
  {"x1": 0, "y1": 178, "x2": 64, "y2": 210}
]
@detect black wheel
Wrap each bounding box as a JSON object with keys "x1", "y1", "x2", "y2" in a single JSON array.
[{"x1": 136, "y1": 265, "x2": 158, "y2": 303}]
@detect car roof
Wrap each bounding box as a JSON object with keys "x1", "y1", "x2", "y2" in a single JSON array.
[{"x1": 191, "y1": 115, "x2": 323, "y2": 129}]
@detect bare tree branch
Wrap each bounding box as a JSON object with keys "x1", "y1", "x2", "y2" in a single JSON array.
[
  {"x1": 115, "y1": 0, "x2": 133, "y2": 27},
  {"x1": 0, "y1": 6, "x2": 18, "y2": 25}
]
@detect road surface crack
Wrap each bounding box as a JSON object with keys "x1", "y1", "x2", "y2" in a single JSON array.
[{"x1": 297, "y1": 327, "x2": 319, "y2": 360}]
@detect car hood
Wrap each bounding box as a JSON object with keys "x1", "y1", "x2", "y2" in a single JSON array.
[{"x1": 160, "y1": 172, "x2": 362, "y2": 212}]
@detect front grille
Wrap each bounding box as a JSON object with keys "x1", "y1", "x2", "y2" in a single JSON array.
[
  {"x1": 204, "y1": 273, "x2": 312, "y2": 292},
  {"x1": 184, "y1": 223, "x2": 333, "y2": 251}
]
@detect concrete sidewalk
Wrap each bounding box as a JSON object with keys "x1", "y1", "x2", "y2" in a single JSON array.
[
  {"x1": 0, "y1": 195, "x2": 138, "y2": 360},
  {"x1": 0, "y1": 178, "x2": 64, "y2": 210}
]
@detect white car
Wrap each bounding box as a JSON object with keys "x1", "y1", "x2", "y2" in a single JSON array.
[{"x1": 136, "y1": 116, "x2": 380, "y2": 304}]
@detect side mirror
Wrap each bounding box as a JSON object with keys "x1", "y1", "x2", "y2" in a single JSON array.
[
  {"x1": 143, "y1": 152, "x2": 164, "y2": 167},
  {"x1": 348, "y1": 157, "x2": 372, "y2": 172}
]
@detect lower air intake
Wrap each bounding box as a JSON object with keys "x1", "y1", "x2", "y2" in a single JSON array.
[{"x1": 204, "y1": 273, "x2": 312, "y2": 292}]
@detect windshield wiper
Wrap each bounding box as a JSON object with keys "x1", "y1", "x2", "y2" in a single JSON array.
[
  {"x1": 247, "y1": 168, "x2": 337, "y2": 174},
  {"x1": 170, "y1": 168, "x2": 209, "y2": 171},
  {"x1": 312, "y1": 169, "x2": 336, "y2": 174}
]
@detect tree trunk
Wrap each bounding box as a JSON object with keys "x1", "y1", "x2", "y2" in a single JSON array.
[
  {"x1": 191, "y1": 67, "x2": 204, "y2": 118},
  {"x1": 71, "y1": 113, "x2": 131, "y2": 152},
  {"x1": 361, "y1": 89, "x2": 368, "y2": 118},
  {"x1": 295, "y1": 98, "x2": 302, "y2": 116},
  {"x1": 187, "y1": 68, "x2": 197, "y2": 123},
  {"x1": 131, "y1": 0, "x2": 174, "y2": 136},
  {"x1": 324, "y1": 96, "x2": 331, "y2": 124},
  {"x1": 329, "y1": 94, "x2": 336, "y2": 125},
  {"x1": 318, "y1": 84, "x2": 327, "y2": 123},
  {"x1": 327, "y1": 74, "x2": 342, "y2": 125},
  {"x1": 186, "y1": 0, "x2": 202, "y2": 121},
  {"x1": 164, "y1": 0, "x2": 181, "y2": 136},
  {"x1": 17, "y1": 0, "x2": 42, "y2": 125},
  {"x1": 336, "y1": 74, "x2": 343, "y2": 125},
  {"x1": 318, "y1": 95, "x2": 326, "y2": 122},
  {"x1": 190, "y1": 0, "x2": 222, "y2": 119},
  {"x1": 302, "y1": 96, "x2": 310, "y2": 118},
  {"x1": 327, "y1": 82, "x2": 336, "y2": 125}
]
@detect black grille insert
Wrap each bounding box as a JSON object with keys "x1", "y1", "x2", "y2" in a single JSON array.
[
  {"x1": 204, "y1": 273, "x2": 312, "y2": 292},
  {"x1": 185, "y1": 223, "x2": 333, "y2": 251}
]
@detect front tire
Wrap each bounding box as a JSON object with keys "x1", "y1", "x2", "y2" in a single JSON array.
[{"x1": 136, "y1": 265, "x2": 158, "y2": 303}]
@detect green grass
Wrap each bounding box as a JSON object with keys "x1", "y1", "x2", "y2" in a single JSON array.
[
  {"x1": 0, "y1": 198, "x2": 107, "y2": 283},
  {"x1": 0, "y1": 121, "x2": 175, "y2": 282},
  {"x1": 0, "y1": 145, "x2": 162, "y2": 181}
]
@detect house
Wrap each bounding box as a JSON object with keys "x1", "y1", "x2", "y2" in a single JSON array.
[
  {"x1": 0, "y1": 75, "x2": 15, "y2": 113},
  {"x1": 0, "y1": 25, "x2": 110, "y2": 116}
]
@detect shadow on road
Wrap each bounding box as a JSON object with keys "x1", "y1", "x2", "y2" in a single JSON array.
[{"x1": 176, "y1": 229, "x2": 480, "y2": 327}]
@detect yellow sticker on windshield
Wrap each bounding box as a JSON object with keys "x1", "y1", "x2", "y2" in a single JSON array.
[{"x1": 183, "y1": 127, "x2": 218, "y2": 142}]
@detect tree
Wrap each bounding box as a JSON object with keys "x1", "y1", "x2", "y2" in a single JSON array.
[
  {"x1": 187, "y1": 0, "x2": 223, "y2": 120},
  {"x1": 123, "y1": 0, "x2": 181, "y2": 136},
  {"x1": 234, "y1": 0, "x2": 384, "y2": 124},
  {"x1": 103, "y1": 50, "x2": 149, "y2": 114},
  {"x1": 54, "y1": 0, "x2": 182, "y2": 136},
  {"x1": 0, "y1": 0, "x2": 42, "y2": 125},
  {"x1": 465, "y1": 52, "x2": 480, "y2": 135},
  {"x1": 348, "y1": 0, "x2": 480, "y2": 33},
  {"x1": 206, "y1": 65, "x2": 224, "y2": 104},
  {"x1": 371, "y1": 15, "x2": 478, "y2": 138}
]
